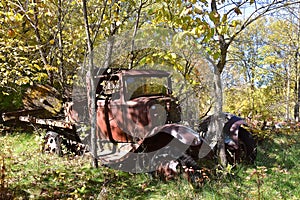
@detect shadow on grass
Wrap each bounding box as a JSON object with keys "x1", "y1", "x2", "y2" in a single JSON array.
[{"x1": 255, "y1": 131, "x2": 300, "y2": 169}]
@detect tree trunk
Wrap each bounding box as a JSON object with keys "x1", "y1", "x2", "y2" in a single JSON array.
[
  {"x1": 32, "y1": 0, "x2": 53, "y2": 84},
  {"x1": 286, "y1": 63, "x2": 290, "y2": 121},
  {"x1": 294, "y1": 51, "x2": 299, "y2": 121},
  {"x1": 57, "y1": 0, "x2": 65, "y2": 93},
  {"x1": 294, "y1": 8, "x2": 300, "y2": 121},
  {"x1": 295, "y1": 49, "x2": 300, "y2": 121},
  {"x1": 129, "y1": 0, "x2": 143, "y2": 69},
  {"x1": 213, "y1": 65, "x2": 227, "y2": 167},
  {"x1": 295, "y1": 75, "x2": 300, "y2": 122},
  {"x1": 210, "y1": 0, "x2": 228, "y2": 167},
  {"x1": 82, "y1": 0, "x2": 98, "y2": 168}
]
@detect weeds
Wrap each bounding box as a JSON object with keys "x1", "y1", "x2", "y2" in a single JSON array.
[
  {"x1": 246, "y1": 166, "x2": 267, "y2": 200},
  {"x1": 0, "y1": 154, "x2": 5, "y2": 189},
  {"x1": 0, "y1": 140, "x2": 13, "y2": 199}
]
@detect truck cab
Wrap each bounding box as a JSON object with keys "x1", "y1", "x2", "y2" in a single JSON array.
[{"x1": 95, "y1": 69, "x2": 181, "y2": 143}]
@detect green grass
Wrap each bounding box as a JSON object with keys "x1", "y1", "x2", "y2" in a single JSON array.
[{"x1": 1, "y1": 130, "x2": 300, "y2": 199}]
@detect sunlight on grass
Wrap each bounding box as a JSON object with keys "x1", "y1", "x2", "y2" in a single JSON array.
[{"x1": 1, "y1": 130, "x2": 300, "y2": 199}]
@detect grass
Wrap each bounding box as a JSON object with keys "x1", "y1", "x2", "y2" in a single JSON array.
[{"x1": 0, "y1": 129, "x2": 300, "y2": 199}]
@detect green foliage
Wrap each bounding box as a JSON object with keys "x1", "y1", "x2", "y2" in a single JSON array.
[
  {"x1": 0, "y1": 0, "x2": 87, "y2": 97},
  {"x1": 1, "y1": 0, "x2": 297, "y2": 121},
  {"x1": 0, "y1": 87, "x2": 24, "y2": 112},
  {"x1": 225, "y1": 16, "x2": 299, "y2": 121},
  {"x1": 224, "y1": 85, "x2": 287, "y2": 120}
]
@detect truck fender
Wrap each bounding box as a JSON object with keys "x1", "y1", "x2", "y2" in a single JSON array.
[
  {"x1": 106, "y1": 124, "x2": 212, "y2": 173},
  {"x1": 144, "y1": 124, "x2": 212, "y2": 159},
  {"x1": 148, "y1": 124, "x2": 200, "y2": 145},
  {"x1": 223, "y1": 115, "x2": 247, "y2": 143},
  {"x1": 223, "y1": 114, "x2": 247, "y2": 135}
]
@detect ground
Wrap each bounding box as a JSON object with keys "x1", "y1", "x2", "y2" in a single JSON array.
[{"x1": 0, "y1": 128, "x2": 300, "y2": 199}]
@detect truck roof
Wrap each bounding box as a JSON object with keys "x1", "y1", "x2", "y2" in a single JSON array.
[
  {"x1": 94, "y1": 68, "x2": 170, "y2": 78},
  {"x1": 121, "y1": 69, "x2": 170, "y2": 77}
]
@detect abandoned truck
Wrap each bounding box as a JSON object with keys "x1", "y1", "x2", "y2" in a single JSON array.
[
  {"x1": 1, "y1": 68, "x2": 256, "y2": 174},
  {"x1": 71, "y1": 68, "x2": 256, "y2": 173}
]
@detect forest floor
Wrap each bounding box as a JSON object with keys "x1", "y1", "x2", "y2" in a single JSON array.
[{"x1": 0, "y1": 128, "x2": 299, "y2": 200}]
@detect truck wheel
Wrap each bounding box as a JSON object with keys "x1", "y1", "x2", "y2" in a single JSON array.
[
  {"x1": 178, "y1": 153, "x2": 207, "y2": 185},
  {"x1": 178, "y1": 153, "x2": 200, "y2": 170},
  {"x1": 227, "y1": 127, "x2": 256, "y2": 164},
  {"x1": 43, "y1": 131, "x2": 62, "y2": 156}
]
